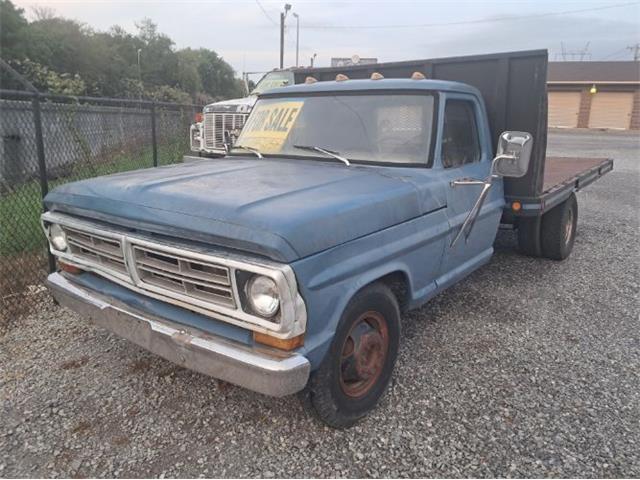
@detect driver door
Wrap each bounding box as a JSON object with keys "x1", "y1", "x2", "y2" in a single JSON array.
[{"x1": 436, "y1": 94, "x2": 504, "y2": 287}]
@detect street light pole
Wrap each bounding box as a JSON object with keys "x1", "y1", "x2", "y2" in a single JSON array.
[
  {"x1": 293, "y1": 13, "x2": 300, "y2": 67},
  {"x1": 137, "y1": 48, "x2": 142, "y2": 102},
  {"x1": 279, "y1": 3, "x2": 291, "y2": 69}
]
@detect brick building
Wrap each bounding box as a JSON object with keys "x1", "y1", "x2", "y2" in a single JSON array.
[{"x1": 547, "y1": 61, "x2": 640, "y2": 130}]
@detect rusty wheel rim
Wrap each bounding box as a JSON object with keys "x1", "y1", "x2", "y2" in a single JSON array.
[{"x1": 339, "y1": 311, "x2": 389, "y2": 398}]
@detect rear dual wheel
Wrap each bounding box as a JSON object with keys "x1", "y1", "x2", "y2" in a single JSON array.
[
  {"x1": 541, "y1": 193, "x2": 578, "y2": 260},
  {"x1": 517, "y1": 193, "x2": 578, "y2": 260},
  {"x1": 307, "y1": 283, "x2": 400, "y2": 429}
]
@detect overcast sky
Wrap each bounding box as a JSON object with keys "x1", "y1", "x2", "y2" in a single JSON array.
[{"x1": 12, "y1": 0, "x2": 640, "y2": 80}]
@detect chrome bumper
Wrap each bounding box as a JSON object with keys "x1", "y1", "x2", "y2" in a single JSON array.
[{"x1": 46, "y1": 273, "x2": 310, "y2": 397}]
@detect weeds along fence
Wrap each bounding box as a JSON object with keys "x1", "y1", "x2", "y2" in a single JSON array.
[{"x1": 0, "y1": 67, "x2": 202, "y2": 323}]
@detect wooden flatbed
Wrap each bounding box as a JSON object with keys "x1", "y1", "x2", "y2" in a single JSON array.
[
  {"x1": 505, "y1": 156, "x2": 613, "y2": 217},
  {"x1": 543, "y1": 157, "x2": 612, "y2": 193}
]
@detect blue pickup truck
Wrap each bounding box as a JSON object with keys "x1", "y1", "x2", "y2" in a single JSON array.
[{"x1": 41, "y1": 50, "x2": 612, "y2": 427}]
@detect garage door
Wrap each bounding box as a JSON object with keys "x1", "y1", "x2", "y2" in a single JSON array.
[
  {"x1": 589, "y1": 92, "x2": 634, "y2": 129},
  {"x1": 548, "y1": 91, "x2": 581, "y2": 128}
]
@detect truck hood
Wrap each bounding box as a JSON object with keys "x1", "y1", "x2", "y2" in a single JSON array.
[
  {"x1": 44, "y1": 158, "x2": 441, "y2": 262},
  {"x1": 204, "y1": 96, "x2": 257, "y2": 112}
]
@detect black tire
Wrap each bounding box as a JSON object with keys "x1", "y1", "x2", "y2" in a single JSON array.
[
  {"x1": 517, "y1": 216, "x2": 542, "y2": 257},
  {"x1": 307, "y1": 282, "x2": 400, "y2": 429},
  {"x1": 541, "y1": 193, "x2": 578, "y2": 260}
]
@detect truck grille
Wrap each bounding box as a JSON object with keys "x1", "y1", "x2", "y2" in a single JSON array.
[
  {"x1": 203, "y1": 113, "x2": 248, "y2": 150},
  {"x1": 57, "y1": 223, "x2": 239, "y2": 312},
  {"x1": 64, "y1": 226, "x2": 127, "y2": 275},
  {"x1": 132, "y1": 244, "x2": 235, "y2": 308}
]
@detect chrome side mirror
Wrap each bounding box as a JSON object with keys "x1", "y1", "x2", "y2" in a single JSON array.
[
  {"x1": 449, "y1": 131, "x2": 533, "y2": 248},
  {"x1": 492, "y1": 131, "x2": 533, "y2": 178}
]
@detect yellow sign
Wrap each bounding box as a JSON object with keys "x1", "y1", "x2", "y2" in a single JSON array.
[{"x1": 240, "y1": 101, "x2": 303, "y2": 153}]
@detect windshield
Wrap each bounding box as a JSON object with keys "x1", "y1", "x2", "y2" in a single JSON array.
[
  {"x1": 234, "y1": 94, "x2": 435, "y2": 165},
  {"x1": 250, "y1": 71, "x2": 295, "y2": 95}
]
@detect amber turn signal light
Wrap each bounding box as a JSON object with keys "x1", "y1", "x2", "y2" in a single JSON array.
[
  {"x1": 254, "y1": 331, "x2": 304, "y2": 351},
  {"x1": 194, "y1": 112, "x2": 203, "y2": 123},
  {"x1": 59, "y1": 261, "x2": 83, "y2": 274},
  {"x1": 512, "y1": 201, "x2": 522, "y2": 212}
]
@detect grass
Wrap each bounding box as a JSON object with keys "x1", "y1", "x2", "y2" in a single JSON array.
[{"x1": 0, "y1": 137, "x2": 187, "y2": 257}]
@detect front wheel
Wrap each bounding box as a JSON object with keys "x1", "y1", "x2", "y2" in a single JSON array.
[{"x1": 307, "y1": 283, "x2": 400, "y2": 428}]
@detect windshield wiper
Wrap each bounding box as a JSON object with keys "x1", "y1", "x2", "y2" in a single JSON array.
[
  {"x1": 232, "y1": 145, "x2": 263, "y2": 159},
  {"x1": 293, "y1": 145, "x2": 351, "y2": 166}
]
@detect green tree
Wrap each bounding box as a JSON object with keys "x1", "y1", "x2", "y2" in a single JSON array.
[
  {"x1": 194, "y1": 49, "x2": 245, "y2": 100},
  {"x1": 135, "y1": 19, "x2": 179, "y2": 90},
  {"x1": 0, "y1": 1, "x2": 246, "y2": 101},
  {"x1": 0, "y1": 0, "x2": 28, "y2": 60},
  {"x1": 176, "y1": 48, "x2": 203, "y2": 97},
  {"x1": 9, "y1": 58, "x2": 86, "y2": 95}
]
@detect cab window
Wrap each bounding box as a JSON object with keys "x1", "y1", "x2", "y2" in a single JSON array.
[{"x1": 441, "y1": 100, "x2": 481, "y2": 168}]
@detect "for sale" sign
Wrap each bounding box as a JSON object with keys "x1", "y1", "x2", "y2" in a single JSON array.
[{"x1": 240, "y1": 100, "x2": 304, "y2": 153}]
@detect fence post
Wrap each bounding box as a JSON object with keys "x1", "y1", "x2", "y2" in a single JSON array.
[
  {"x1": 150, "y1": 102, "x2": 158, "y2": 167},
  {"x1": 32, "y1": 93, "x2": 56, "y2": 274}
]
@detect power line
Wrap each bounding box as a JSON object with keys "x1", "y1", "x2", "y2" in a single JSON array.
[
  {"x1": 255, "y1": 0, "x2": 278, "y2": 26},
  {"x1": 597, "y1": 47, "x2": 631, "y2": 61},
  {"x1": 298, "y1": 1, "x2": 639, "y2": 30}
]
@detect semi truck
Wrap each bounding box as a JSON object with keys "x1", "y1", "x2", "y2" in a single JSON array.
[
  {"x1": 190, "y1": 70, "x2": 295, "y2": 156},
  {"x1": 42, "y1": 50, "x2": 612, "y2": 427}
]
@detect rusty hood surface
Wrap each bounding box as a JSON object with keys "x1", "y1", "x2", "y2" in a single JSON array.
[{"x1": 44, "y1": 157, "x2": 443, "y2": 262}]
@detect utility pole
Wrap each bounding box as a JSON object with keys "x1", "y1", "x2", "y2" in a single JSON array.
[
  {"x1": 279, "y1": 4, "x2": 291, "y2": 69},
  {"x1": 293, "y1": 13, "x2": 300, "y2": 67},
  {"x1": 627, "y1": 44, "x2": 640, "y2": 61},
  {"x1": 580, "y1": 42, "x2": 590, "y2": 61},
  {"x1": 558, "y1": 41, "x2": 592, "y2": 61}
]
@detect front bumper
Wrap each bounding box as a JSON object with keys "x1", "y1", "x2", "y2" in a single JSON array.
[{"x1": 46, "y1": 272, "x2": 310, "y2": 397}]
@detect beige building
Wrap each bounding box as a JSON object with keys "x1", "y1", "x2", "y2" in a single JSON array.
[{"x1": 547, "y1": 61, "x2": 640, "y2": 130}]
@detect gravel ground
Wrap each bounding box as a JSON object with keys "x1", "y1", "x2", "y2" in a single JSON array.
[{"x1": 1, "y1": 130, "x2": 638, "y2": 478}]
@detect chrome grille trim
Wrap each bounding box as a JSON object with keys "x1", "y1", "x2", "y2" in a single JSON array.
[
  {"x1": 203, "y1": 112, "x2": 249, "y2": 150},
  {"x1": 132, "y1": 244, "x2": 235, "y2": 308},
  {"x1": 41, "y1": 212, "x2": 307, "y2": 339},
  {"x1": 62, "y1": 226, "x2": 128, "y2": 278}
]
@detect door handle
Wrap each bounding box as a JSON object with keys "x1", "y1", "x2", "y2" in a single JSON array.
[{"x1": 450, "y1": 177, "x2": 485, "y2": 188}]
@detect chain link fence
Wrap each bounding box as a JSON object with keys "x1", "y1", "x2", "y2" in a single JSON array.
[{"x1": 0, "y1": 63, "x2": 202, "y2": 324}]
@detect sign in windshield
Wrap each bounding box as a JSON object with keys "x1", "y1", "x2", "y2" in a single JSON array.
[
  {"x1": 240, "y1": 101, "x2": 304, "y2": 153},
  {"x1": 235, "y1": 94, "x2": 435, "y2": 164}
]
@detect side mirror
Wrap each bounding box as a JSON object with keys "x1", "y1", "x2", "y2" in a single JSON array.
[{"x1": 492, "y1": 131, "x2": 533, "y2": 178}]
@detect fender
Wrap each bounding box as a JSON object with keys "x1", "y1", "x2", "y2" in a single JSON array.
[{"x1": 292, "y1": 209, "x2": 449, "y2": 368}]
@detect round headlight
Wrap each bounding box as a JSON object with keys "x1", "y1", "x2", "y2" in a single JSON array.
[
  {"x1": 49, "y1": 223, "x2": 68, "y2": 251},
  {"x1": 246, "y1": 275, "x2": 280, "y2": 318}
]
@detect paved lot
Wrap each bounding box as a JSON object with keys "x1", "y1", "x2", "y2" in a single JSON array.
[{"x1": 1, "y1": 130, "x2": 638, "y2": 478}]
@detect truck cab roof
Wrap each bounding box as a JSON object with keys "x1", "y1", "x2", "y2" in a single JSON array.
[{"x1": 262, "y1": 78, "x2": 482, "y2": 97}]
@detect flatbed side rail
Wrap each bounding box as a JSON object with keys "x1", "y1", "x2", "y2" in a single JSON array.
[{"x1": 504, "y1": 158, "x2": 613, "y2": 218}]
